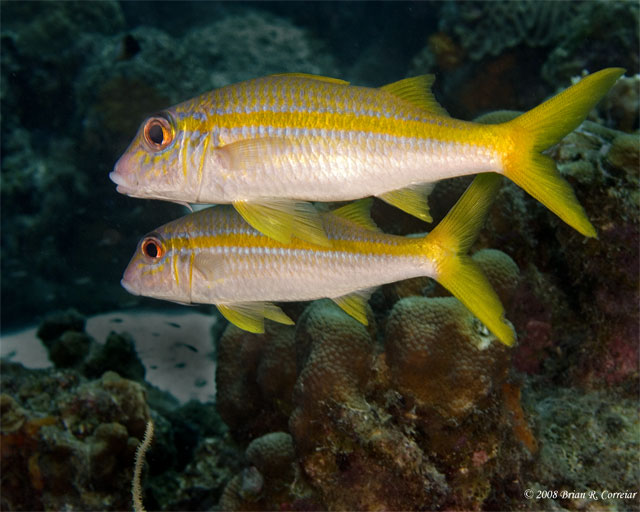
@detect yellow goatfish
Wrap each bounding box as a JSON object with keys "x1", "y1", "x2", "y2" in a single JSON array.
[
  {"x1": 111, "y1": 69, "x2": 624, "y2": 245},
  {"x1": 121, "y1": 174, "x2": 516, "y2": 346}
]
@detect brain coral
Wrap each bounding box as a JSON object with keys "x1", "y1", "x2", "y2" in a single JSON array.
[
  {"x1": 219, "y1": 431, "x2": 302, "y2": 511},
  {"x1": 385, "y1": 296, "x2": 511, "y2": 418},
  {"x1": 245, "y1": 431, "x2": 295, "y2": 480},
  {"x1": 288, "y1": 301, "x2": 451, "y2": 510},
  {"x1": 215, "y1": 322, "x2": 297, "y2": 441},
  {"x1": 471, "y1": 248, "x2": 521, "y2": 304}
]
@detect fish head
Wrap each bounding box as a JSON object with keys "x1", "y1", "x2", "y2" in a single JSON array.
[
  {"x1": 110, "y1": 108, "x2": 203, "y2": 203},
  {"x1": 121, "y1": 226, "x2": 192, "y2": 304}
]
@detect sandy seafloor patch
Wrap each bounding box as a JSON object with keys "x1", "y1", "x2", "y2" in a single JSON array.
[{"x1": 0, "y1": 310, "x2": 219, "y2": 403}]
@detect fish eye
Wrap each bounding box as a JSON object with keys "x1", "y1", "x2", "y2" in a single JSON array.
[
  {"x1": 143, "y1": 115, "x2": 173, "y2": 150},
  {"x1": 141, "y1": 236, "x2": 165, "y2": 259}
]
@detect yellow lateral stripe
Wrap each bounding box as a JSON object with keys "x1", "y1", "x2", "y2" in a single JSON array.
[
  {"x1": 167, "y1": 231, "x2": 422, "y2": 259},
  {"x1": 213, "y1": 112, "x2": 471, "y2": 141},
  {"x1": 181, "y1": 109, "x2": 487, "y2": 145}
]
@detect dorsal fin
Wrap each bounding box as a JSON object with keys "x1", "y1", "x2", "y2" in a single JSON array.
[
  {"x1": 330, "y1": 199, "x2": 381, "y2": 232},
  {"x1": 270, "y1": 73, "x2": 350, "y2": 85},
  {"x1": 380, "y1": 75, "x2": 449, "y2": 116}
]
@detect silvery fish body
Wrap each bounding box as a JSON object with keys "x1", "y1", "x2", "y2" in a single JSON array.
[
  {"x1": 112, "y1": 74, "x2": 494, "y2": 204},
  {"x1": 111, "y1": 70, "x2": 624, "y2": 243},
  {"x1": 121, "y1": 174, "x2": 515, "y2": 345}
]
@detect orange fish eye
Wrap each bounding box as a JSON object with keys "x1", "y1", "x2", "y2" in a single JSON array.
[
  {"x1": 141, "y1": 236, "x2": 165, "y2": 259},
  {"x1": 143, "y1": 115, "x2": 173, "y2": 150}
]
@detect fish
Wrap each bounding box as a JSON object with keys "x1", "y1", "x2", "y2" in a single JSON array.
[
  {"x1": 110, "y1": 68, "x2": 624, "y2": 245},
  {"x1": 121, "y1": 173, "x2": 516, "y2": 346}
]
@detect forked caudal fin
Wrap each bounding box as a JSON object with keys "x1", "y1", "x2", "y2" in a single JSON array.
[
  {"x1": 426, "y1": 173, "x2": 516, "y2": 346},
  {"x1": 501, "y1": 68, "x2": 625, "y2": 238}
]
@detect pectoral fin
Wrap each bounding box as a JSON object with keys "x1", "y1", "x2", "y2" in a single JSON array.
[
  {"x1": 193, "y1": 253, "x2": 226, "y2": 282},
  {"x1": 217, "y1": 302, "x2": 294, "y2": 333},
  {"x1": 378, "y1": 183, "x2": 435, "y2": 222},
  {"x1": 218, "y1": 137, "x2": 291, "y2": 171},
  {"x1": 331, "y1": 288, "x2": 375, "y2": 325},
  {"x1": 233, "y1": 199, "x2": 331, "y2": 246}
]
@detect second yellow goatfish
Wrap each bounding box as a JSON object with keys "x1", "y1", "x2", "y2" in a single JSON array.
[
  {"x1": 121, "y1": 174, "x2": 516, "y2": 346},
  {"x1": 111, "y1": 69, "x2": 624, "y2": 245}
]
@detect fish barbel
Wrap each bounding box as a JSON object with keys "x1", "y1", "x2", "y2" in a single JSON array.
[
  {"x1": 121, "y1": 174, "x2": 515, "y2": 346},
  {"x1": 111, "y1": 69, "x2": 624, "y2": 245}
]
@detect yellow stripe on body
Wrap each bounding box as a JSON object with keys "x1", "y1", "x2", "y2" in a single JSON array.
[
  {"x1": 167, "y1": 225, "x2": 422, "y2": 262},
  {"x1": 189, "y1": 111, "x2": 506, "y2": 156}
]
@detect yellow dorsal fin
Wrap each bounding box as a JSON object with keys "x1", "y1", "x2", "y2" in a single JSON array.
[
  {"x1": 330, "y1": 199, "x2": 380, "y2": 232},
  {"x1": 380, "y1": 75, "x2": 449, "y2": 116},
  {"x1": 217, "y1": 302, "x2": 294, "y2": 334},
  {"x1": 377, "y1": 183, "x2": 435, "y2": 223},
  {"x1": 270, "y1": 73, "x2": 350, "y2": 85},
  {"x1": 331, "y1": 288, "x2": 374, "y2": 325}
]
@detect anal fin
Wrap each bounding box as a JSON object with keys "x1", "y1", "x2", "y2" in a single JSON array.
[
  {"x1": 217, "y1": 302, "x2": 294, "y2": 334},
  {"x1": 331, "y1": 288, "x2": 375, "y2": 325},
  {"x1": 378, "y1": 183, "x2": 435, "y2": 222},
  {"x1": 233, "y1": 199, "x2": 331, "y2": 246}
]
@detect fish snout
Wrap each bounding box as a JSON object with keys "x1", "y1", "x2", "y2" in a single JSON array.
[
  {"x1": 120, "y1": 272, "x2": 140, "y2": 296},
  {"x1": 110, "y1": 155, "x2": 139, "y2": 195}
]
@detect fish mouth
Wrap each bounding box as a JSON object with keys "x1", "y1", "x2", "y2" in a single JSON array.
[
  {"x1": 120, "y1": 278, "x2": 139, "y2": 296},
  {"x1": 110, "y1": 171, "x2": 142, "y2": 197},
  {"x1": 109, "y1": 170, "x2": 128, "y2": 187}
]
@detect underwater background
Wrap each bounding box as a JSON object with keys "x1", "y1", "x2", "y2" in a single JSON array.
[{"x1": 1, "y1": 1, "x2": 638, "y2": 510}]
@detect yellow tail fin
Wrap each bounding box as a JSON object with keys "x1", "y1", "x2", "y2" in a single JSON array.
[
  {"x1": 426, "y1": 173, "x2": 515, "y2": 346},
  {"x1": 502, "y1": 68, "x2": 625, "y2": 238}
]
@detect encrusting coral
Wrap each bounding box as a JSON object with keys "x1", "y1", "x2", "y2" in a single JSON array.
[{"x1": 0, "y1": 362, "x2": 151, "y2": 511}]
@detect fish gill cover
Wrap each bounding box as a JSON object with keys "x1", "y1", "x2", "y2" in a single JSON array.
[{"x1": 0, "y1": 1, "x2": 638, "y2": 511}]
